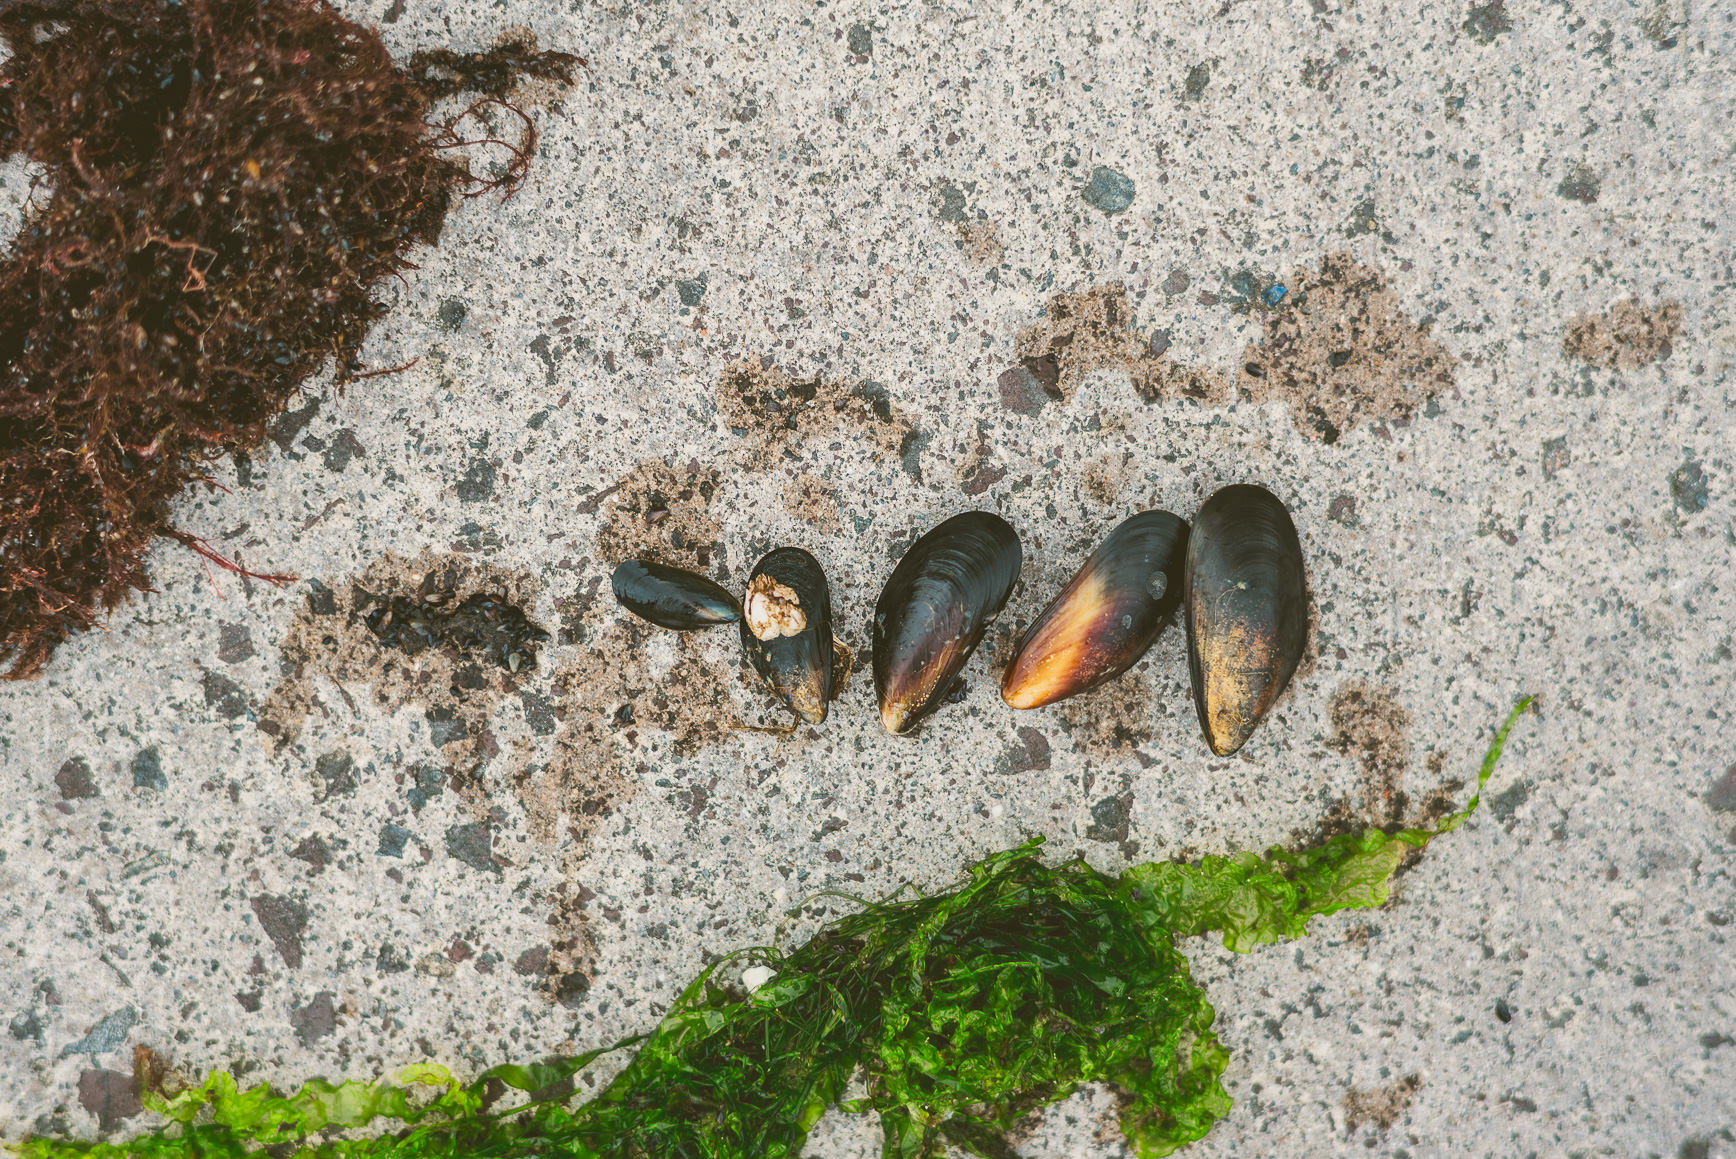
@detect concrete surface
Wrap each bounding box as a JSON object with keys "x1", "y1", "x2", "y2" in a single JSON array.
[{"x1": 2, "y1": 0, "x2": 1734, "y2": 1154}]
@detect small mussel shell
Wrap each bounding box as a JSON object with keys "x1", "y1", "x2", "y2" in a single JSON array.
[
  {"x1": 873, "y1": 511, "x2": 1022, "y2": 735},
  {"x1": 1001, "y1": 510, "x2": 1188, "y2": 710},
  {"x1": 740, "y1": 547, "x2": 835, "y2": 724},
  {"x1": 611, "y1": 560, "x2": 741, "y2": 631},
  {"x1": 1184, "y1": 484, "x2": 1308, "y2": 756}
]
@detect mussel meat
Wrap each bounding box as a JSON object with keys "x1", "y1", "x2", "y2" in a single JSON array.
[
  {"x1": 611, "y1": 559, "x2": 741, "y2": 630},
  {"x1": 1001, "y1": 510, "x2": 1188, "y2": 709},
  {"x1": 873, "y1": 511, "x2": 1022, "y2": 734},
  {"x1": 740, "y1": 547, "x2": 837, "y2": 724},
  {"x1": 1184, "y1": 484, "x2": 1308, "y2": 756}
]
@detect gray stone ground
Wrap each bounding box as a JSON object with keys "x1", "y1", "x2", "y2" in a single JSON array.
[{"x1": 2, "y1": 0, "x2": 1734, "y2": 1155}]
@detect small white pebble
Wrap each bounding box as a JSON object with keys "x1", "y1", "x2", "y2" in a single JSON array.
[
  {"x1": 742, "y1": 965, "x2": 777, "y2": 991},
  {"x1": 989, "y1": 804, "x2": 1004, "y2": 819}
]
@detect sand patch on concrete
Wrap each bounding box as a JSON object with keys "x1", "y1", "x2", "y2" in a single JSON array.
[
  {"x1": 954, "y1": 219, "x2": 1005, "y2": 269},
  {"x1": 1053, "y1": 671, "x2": 1166, "y2": 766},
  {"x1": 1343, "y1": 1073, "x2": 1422, "y2": 1135},
  {"x1": 524, "y1": 616, "x2": 749, "y2": 1004},
  {"x1": 1328, "y1": 681, "x2": 1413, "y2": 826},
  {"x1": 258, "y1": 553, "x2": 546, "y2": 802},
  {"x1": 782, "y1": 475, "x2": 844, "y2": 533},
  {"x1": 594, "y1": 458, "x2": 726, "y2": 575},
  {"x1": 1562, "y1": 298, "x2": 1684, "y2": 370},
  {"x1": 717, "y1": 358, "x2": 911, "y2": 469},
  {"x1": 1013, "y1": 255, "x2": 1456, "y2": 445},
  {"x1": 1013, "y1": 283, "x2": 1228, "y2": 404},
  {"x1": 1236, "y1": 253, "x2": 1455, "y2": 444}
]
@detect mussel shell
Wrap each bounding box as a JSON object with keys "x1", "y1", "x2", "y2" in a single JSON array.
[
  {"x1": 611, "y1": 560, "x2": 741, "y2": 630},
  {"x1": 1001, "y1": 510, "x2": 1188, "y2": 710},
  {"x1": 1184, "y1": 484, "x2": 1308, "y2": 755},
  {"x1": 740, "y1": 547, "x2": 835, "y2": 724},
  {"x1": 873, "y1": 511, "x2": 1022, "y2": 735}
]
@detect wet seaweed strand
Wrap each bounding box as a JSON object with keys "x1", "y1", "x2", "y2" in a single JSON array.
[
  {"x1": 0, "y1": 0, "x2": 578, "y2": 678},
  {"x1": 12, "y1": 700, "x2": 1531, "y2": 1159}
]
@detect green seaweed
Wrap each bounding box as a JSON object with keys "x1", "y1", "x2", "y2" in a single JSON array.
[{"x1": 12, "y1": 698, "x2": 1530, "y2": 1159}]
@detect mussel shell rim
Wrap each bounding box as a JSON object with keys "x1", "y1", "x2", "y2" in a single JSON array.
[
  {"x1": 873, "y1": 510, "x2": 1023, "y2": 734},
  {"x1": 611, "y1": 559, "x2": 742, "y2": 630},
  {"x1": 741, "y1": 547, "x2": 835, "y2": 724},
  {"x1": 1001, "y1": 509, "x2": 1188, "y2": 710},
  {"x1": 1183, "y1": 485, "x2": 1308, "y2": 755}
]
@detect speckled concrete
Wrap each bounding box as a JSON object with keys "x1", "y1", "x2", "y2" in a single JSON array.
[{"x1": 2, "y1": 0, "x2": 1733, "y2": 1154}]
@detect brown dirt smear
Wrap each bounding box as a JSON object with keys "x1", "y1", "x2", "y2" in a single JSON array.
[
  {"x1": 1236, "y1": 254, "x2": 1454, "y2": 443},
  {"x1": 594, "y1": 458, "x2": 725, "y2": 574},
  {"x1": 1012, "y1": 254, "x2": 1455, "y2": 444},
  {"x1": 1343, "y1": 1073, "x2": 1422, "y2": 1135},
  {"x1": 1328, "y1": 681, "x2": 1413, "y2": 827},
  {"x1": 525, "y1": 614, "x2": 747, "y2": 1005},
  {"x1": 258, "y1": 553, "x2": 544, "y2": 797},
  {"x1": 717, "y1": 358, "x2": 911, "y2": 469},
  {"x1": 1012, "y1": 285, "x2": 1228, "y2": 404},
  {"x1": 955, "y1": 219, "x2": 1005, "y2": 269},
  {"x1": 783, "y1": 475, "x2": 844, "y2": 533},
  {"x1": 1054, "y1": 673, "x2": 1164, "y2": 765},
  {"x1": 1561, "y1": 298, "x2": 1684, "y2": 370}
]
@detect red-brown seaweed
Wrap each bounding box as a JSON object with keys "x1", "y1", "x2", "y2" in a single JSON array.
[{"x1": 0, "y1": 0, "x2": 578, "y2": 678}]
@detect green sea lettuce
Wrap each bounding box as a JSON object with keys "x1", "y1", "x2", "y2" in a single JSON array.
[{"x1": 12, "y1": 698, "x2": 1530, "y2": 1159}]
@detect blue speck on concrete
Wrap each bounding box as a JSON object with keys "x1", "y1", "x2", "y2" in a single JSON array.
[
  {"x1": 60, "y1": 1007, "x2": 137, "y2": 1057},
  {"x1": 1263, "y1": 284, "x2": 1288, "y2": 307},
  {"x1": 1081, "y1": 166, "x2": 1135, "y2": 214},
  {"x1": 131, "y1": 748, "x2": 165, "y2": 791},
  {"x1": 1671, "y1": 451, "x2": 1708, "y2": 514},
  {"x1": 378, "y1": 824, "x2": 411, "y2": 858},
  {"x1": 407, "y1": 765, "x2": 445, "y2": 810},
  {"x1": 676, "y1": 275, "x2": 707, "y2": 307}
]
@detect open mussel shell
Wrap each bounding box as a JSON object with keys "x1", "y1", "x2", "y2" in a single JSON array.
[
  {"x1": 611, "y1": 559, "x2": 741, "y2": 631},
  {"x1": 873, "y1": 511, "x2": 1022, "y2": 735},
  {"x1": 1184, "y1": 484, "x2": 1308, "y2": 756},
  {"x1": 1001, "y1": 510, "x2": 1188, "y2": 710},
  {"x1": 740, "y1": 547, "x2": 835, "y2": 724}
]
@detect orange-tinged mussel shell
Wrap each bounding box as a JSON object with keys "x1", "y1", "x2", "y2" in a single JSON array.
[
  {"x1": 873, "y1": 511, "x2": 1021, "y2": 735},
  {"x1": 1184, "y1": 484, "x2": 1308, "y2": 755},
  {"x1": 1001, "y1": 510, "x2": 1187, "y2": 709}
]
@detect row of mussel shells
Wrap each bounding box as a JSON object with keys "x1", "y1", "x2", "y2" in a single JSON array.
[{"x1": 610, "y1": 483, "x2": 1307, "y2": 755}]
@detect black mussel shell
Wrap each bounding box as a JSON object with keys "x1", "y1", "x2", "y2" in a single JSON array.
[
  {"x1": 611, "y1": 560, "x2": 741, "y2": 630},
  {"x1": 740, "y1": 547, "x2": 836, "y2": 724},
  {"x1": 1001, "y1": 510, "x2": 1188, "y2": 709},
  {"x1": 873, "y1": 511, "x2": 1022, "y2": 734},
  {"x1": 1184, "y1": 484, "x2": 1308, "y2": 755}
]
